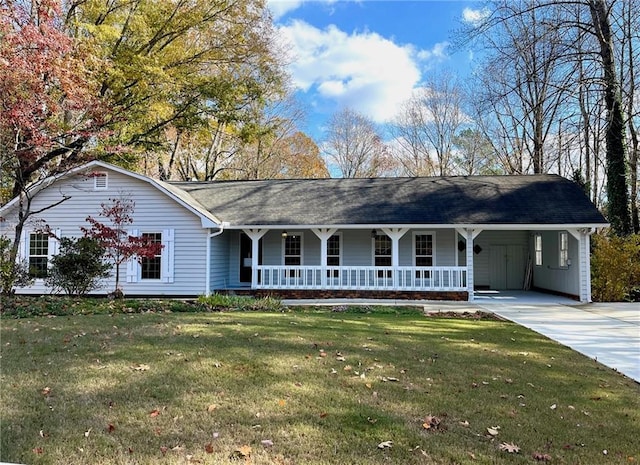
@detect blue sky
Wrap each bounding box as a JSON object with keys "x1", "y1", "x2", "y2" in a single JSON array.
[{"x1": 267, "y1": 0, "x2": 487, "y2": 139}]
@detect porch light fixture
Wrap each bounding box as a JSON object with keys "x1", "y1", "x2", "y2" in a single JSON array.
[
  {"x1": 473, "y1": 244, "x2": 482, "y2": 254},
  {"x1": 457, "y1": 240, "x2": 466, "y2": 252},
  {"x1": 371, "y1": 229, "x2": 377, "y2": 238},
  {"x1": 281, "y1": 230, "x2": 288, "y2": 238}
]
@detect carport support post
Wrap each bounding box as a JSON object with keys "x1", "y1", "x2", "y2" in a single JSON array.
[
  {"x1": 243, "y1": 229, "x2": 267, "y2": 289},
  {"x1": 568, "y1": 228, "x2": 594, "y2": 303}
]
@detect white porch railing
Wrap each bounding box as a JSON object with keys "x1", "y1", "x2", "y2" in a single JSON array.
[{"x1": 254, "y1": 266, "x2": 467, "y2": 291}]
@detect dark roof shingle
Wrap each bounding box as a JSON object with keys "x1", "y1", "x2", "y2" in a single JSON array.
[{"x1": 169, "y1": 175, "x2": 607, "y2": 227}]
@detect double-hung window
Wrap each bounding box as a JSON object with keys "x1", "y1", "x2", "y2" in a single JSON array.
[
  {"x1": 374, "y1": 234, "x2": 392, "y2": 278},
  {"x1": 559, "y1": 231, "x2": 569, "y2": 268},
  {"x1": 414, "y1": 233, "x2": 434, "y2": 266},
  {"x1": 283, "y1": 233, "x2": 302, "y2": 277},
  {"x1": 141, "y1": 232, "x2": 162, "y2": 280},
  {"x1": 28, "y1": 233, "x2": 49, "y2": 278},
  {"x1": 534, "y1": 233, "x2": 543, "y2": 266},
  {"x1": 327, "y1": 234, "x2": 340, "y2": 278},
  {"x1": 414, "y1": 232, "x2": 434, "y2": 280}
]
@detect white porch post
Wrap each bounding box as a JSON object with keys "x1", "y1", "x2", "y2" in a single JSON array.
[
  {"x1": 243, "y1": 229, "x2": 267, "y2": 289},
  {"x1": 312, "y1": 228, "x2": 337, "y2": 288},
  {"x1": 462, "y1": 228, "x2": 482, "y2": 302},
  {"x1": 568, "y1": 228, "x2": 593, "y2": 303},
  {"x1": 382, "y1": 228, "x2": 409, "y2": 288}
]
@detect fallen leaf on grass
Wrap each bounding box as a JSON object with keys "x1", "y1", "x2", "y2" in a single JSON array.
[
  {"x1": 319, "y1": 412, "x2": 328, "y2": 418},
  {"x1": 107, "y1": 424, "x2": 115, "y2": 433},
  {"x1": 84, "y1": 428, "x2": 92, "y2": 438},
  {"x1": 150, "y1": 409, "x2": 161, "y2": 417},
  {"x1": 41, "y1": 386, "x2": 51, "y2": 396},
  {"x1": 278, "y1": 399, "x2": 286, "y2": 407},
  {"x1": 261, "y1": 439, "x2": 274, "y2": 447},
  {"x1": 532, "y1": 452, "x2": 552, "y2": 461},
  {"x1": 499, "y1": 442, "x2": 520, "y2": 453},
  {"x1": 422, "y1": 415, "x2": 442, "y2": 430},
  {"x1": 33, "y1": 447, "x2": 44, "y2": 454},
  {"x1": 205, "y1": 443, "x2": 214, "y2": 453},
  {"x1": 377, "y1": 440, "x2": 393, "y2": 449},
  {"x1": 459, "y1": 420, "x2": 470, "y2": 427},
  {"x1": 230, "y1": 445, "x2": 252, "y2": 459},
  {"x1": 486, "y1": 426, "x2": 500, "y2": 436},
  {"x1": 550, "y1": 404, "x2": 557, "y2": 410},
  {"x1": 160, "y1": 446, "x2": 168, "y2": 456},
  {"x1": 131, "y1": 364, "x2": 150, "y2": 371},
  {"x1": 207, "y1": 404, "x2": 217, "y2": 412}
]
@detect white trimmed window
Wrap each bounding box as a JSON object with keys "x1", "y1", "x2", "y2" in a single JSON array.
[
  {"x1": 28, "y1": 233, "x2": 49, "y2": 278},
  {"x1": 373, "y1": 234, "x2": 392, "y2": 278},
  {"x1": 283, "y1": 233, "x2": 303, "y2": 278},
  {"x1": 534, "y1": 233, "x2": 543, "y2": 266},
  {"x1": 327, "y1": 234, "x2": 341, "y2": 278},
  {"x1": 93, "y1": 172, "x2": 108, "y2": 190},
  {"x1": 141, "y1": 232, "x2": 162, "y2": 280},
  {"x1": 414, "y1": 232, "x2": 434, "y2": 266},
  {"x1": 559, "y1": 231, "x2": 569, "y2": 268},
  {"x1": 24, "y1": 230, "x2": 60, "y2": 279},
  {"x1": 126, "y1": 229, "x2": 175, "y2": 284}
]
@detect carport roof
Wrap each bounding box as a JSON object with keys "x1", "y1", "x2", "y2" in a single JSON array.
[{"x1": 169, "y1": 174, "x2": 608, "y2": 227}]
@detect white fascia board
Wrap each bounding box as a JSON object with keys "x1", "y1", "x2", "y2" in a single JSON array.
[{"x1": 223, "y1": 223, "x2": 609, "y2": 230}]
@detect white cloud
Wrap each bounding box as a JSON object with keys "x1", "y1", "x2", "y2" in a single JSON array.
[
  {"x1": 462, "y1": 7, "x2": 489, "y2": 24},
  {"x1": 417, "y1": 42, "x2": 449, "y2": 61},
  {"x1": 267, "y1": 0, "x2": 304, "y2": 20},
  {"x1": 278, "y1": 20, "x2": 425, "y2": 123}
]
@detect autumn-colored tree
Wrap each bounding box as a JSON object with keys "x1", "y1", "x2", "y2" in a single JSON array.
[
  {"x1": 0, "y1": 0, "x2": 106, "y2": 291},
  {"x1": 81, "y1": 197, "x2": 162, "y2": 296}
]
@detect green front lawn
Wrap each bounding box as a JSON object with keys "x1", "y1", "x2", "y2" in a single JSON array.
[{"x1": 1, "y1": 305, "x2": 638, "y2": 464}]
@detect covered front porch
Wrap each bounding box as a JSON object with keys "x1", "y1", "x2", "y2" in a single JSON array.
[{"x1": 209, "y1": 225, "x2": 593, "y2": 303}]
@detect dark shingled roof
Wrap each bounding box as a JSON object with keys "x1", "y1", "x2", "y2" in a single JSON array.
[{"x1": 169, "y1": 175, "x2": 607, "y2": 227}]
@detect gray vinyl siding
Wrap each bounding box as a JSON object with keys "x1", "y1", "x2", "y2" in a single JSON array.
[
  {"x1": 2, "y1": 168, "x2": 209, "y2": 296},
  {"x1": 210, "y1": 233, "x2": 230, "y2": 291},
  {"x1": 227, "y1": 232, "x2": 242, "y2": 288},
  {"x1": 473, "y1": 230, "x2": 529, "y2": 287},
  {"x1": 532, "y1": 230, "x2": 580, "y2": 297}
]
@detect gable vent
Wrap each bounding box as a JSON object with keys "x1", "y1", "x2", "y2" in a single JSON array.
[{"x1": 94, "y1": 172, "x2": 108, "y2": 190}]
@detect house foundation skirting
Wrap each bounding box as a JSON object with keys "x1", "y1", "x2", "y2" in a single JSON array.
[{"x1": 222, "y1": 289, "x2": 469, "y2": 301}]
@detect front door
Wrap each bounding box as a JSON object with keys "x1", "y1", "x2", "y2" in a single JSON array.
[{"x1": 239, "y1": 233, "x2": 262, "y2": 283}]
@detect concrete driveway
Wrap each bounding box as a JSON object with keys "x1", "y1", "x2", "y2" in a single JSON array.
[{"x1": 477, "y1": 300, "x2": 640, "y2": 383}]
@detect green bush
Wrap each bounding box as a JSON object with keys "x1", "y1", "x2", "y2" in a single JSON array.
[
  {"x1": 0, "y1": 235, "x2": 33, "y2": 295},
  {"x1": 591, "y1": 233, "x2": 640, "y2": 301},
  {"x1": 46, "y1": 237, "x2": 111, "y2": 295},
  {"x1": 196, "y1": 293, "x2": 284, "y2": 311}
]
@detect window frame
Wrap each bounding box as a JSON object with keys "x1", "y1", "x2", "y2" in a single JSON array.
[
  {"x1": 326, "y1": 233, "x2": 341, "y2": 279},
  {"x1": 28, "y1": 232, "x2": 49, "y2": 279},
  {"x1": 413, "y1": 231, "x2": 435, "y2": 267},
  {"x1": 534, "y1": 233, "x2": 543, "y2": 266},
  {"x1": 140, "y1": 232, "x2": 162, "y2": 280},
  {"x1": 282, "y1": 232, "x2": 303, "y2": 278},
  {"x1": 372, "y1": 233, "x2": 392, "y2": 278},
  {"x1": 559, "y1": 231, "x2": 569, "y2": 268}
]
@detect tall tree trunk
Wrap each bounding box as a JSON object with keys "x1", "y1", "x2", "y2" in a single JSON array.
[{"x1": 589, "y1": 0, "x2": 632, "y2": 235}]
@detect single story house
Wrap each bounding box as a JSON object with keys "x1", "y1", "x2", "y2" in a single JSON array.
[{"x1": 0, "y1": 161, "x2": 608, "y2": 301}]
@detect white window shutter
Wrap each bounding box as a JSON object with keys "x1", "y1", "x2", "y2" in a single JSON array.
[
  {"x1": 48, "y1": 229, "x2": 61, "y2": 258},
  {"x1": 161, "y1": 229, "x2": 175, "y2": 283},
  {"x1": 18, "y1": 229, "x2": 29, "y2": 262},
  {"x1": 126, "y1": 229, "x2": 139, "y2": 283}
]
